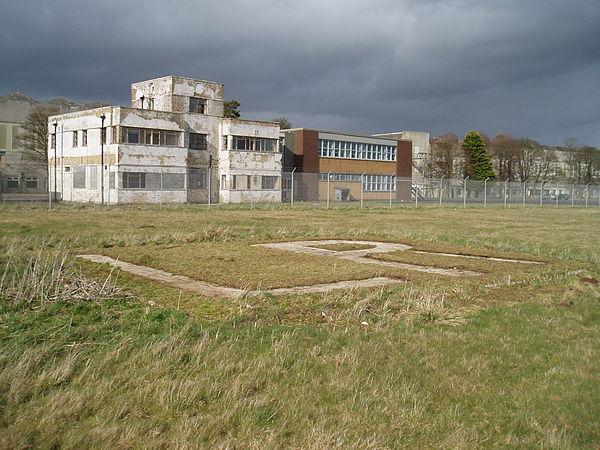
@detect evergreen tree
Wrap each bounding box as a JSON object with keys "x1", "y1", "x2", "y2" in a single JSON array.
[
  {"x1": 223, "y1": 100, "x2": 240, "y2": 118},
  {"x1": 463, "y1": 130, "x2": 496, "y2": 180}
]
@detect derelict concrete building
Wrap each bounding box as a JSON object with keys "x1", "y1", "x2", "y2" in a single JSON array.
[{"x1": 48, "y1": 76, "x2": 281, "y2": 204}]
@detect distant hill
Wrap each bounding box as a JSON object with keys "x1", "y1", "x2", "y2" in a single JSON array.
[{"x1": 0, "y1": 92, "x2": 111, "y2": 123}]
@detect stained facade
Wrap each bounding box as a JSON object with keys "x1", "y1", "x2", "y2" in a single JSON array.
[{"x1": 48, "y1": 76, "x2": 281, "y2": 204}]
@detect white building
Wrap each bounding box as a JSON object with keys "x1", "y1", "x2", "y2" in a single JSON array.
[
  {"x1": 48, "y1": 76, "x2": 281, "y2": 204},
  {"x1": 373, "y1": 131, "x2": 431, "y2": 182}
]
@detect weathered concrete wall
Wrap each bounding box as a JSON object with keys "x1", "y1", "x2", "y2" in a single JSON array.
[
  {"x1": 0, "y1": 95, "x2": 47, "y2": 193},
  {"x1": 219, "y1": 118, "x2": 281, "y2": 203},
  {"x1": 131, "y1": 76, "x2": 224, "y2": 117},
  {"x1": 44, "y1": 76, "x2": 284, "y2": 205},
  {"x1": 373, "y1": 130, "x2": 431, "y2": 182}
]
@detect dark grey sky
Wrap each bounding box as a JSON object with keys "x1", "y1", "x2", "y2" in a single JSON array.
[{"x1": 2, "y1": 0, "x2": 599, "y2": 145}]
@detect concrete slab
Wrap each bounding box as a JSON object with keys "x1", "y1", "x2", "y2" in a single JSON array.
[
  {"x1": 254, "y1": 240, "x2": 481, "y2": 277},
  {"x1": 77, "y1": 255, "x2": 404, "y2": 299}
]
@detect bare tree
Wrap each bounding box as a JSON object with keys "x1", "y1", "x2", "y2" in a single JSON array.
[
  {"x1": 515, "y1": 138, "x2": 541, "y2": 182},
  {"x1": 532, "y1": 146, "x2": 557, "y2": 183},
  {"x1": 490, "y1": 134, "x2": 519, "y2": 181},
  {"x1": 272, "y1": 117, "x2": 293, "y2": 129},
  {"x1": 19, "y1": 104, "x2": 60, "y2": 165},
  {"x1": 423, "y1": 133, "x2": 463, "y2": 179}
]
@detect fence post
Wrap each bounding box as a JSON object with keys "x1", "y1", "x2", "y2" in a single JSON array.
[
  {"x1": 522, "y1": 179, "x2": 527, "y2": 206},
  {"x1": 160, "y1": 166, "x2": 163, "y2": 209},
  {"x1": 208, "y1": 165, "x2": 212, "y2": 208},
  {"x1": 360, "y1": 172, "x2": 365, "y2": 209},
  {"x1": 585, "y1": 183, "x2": 590, "y2": 207},
  {"x1": 504, "y1": 179, "x2": 508, "y2": 208},
  {"x1": 250, "y1": 171, "x2": 254, "y2": 210},
  {"x1": 484, "y1": 178, "x2": 488, "y2": 207},
  {"x1": 439, "y1": 175, "x2": 444, "y2": 207},
  {"x1": 48, "y1": 158, "x2": 52, "y2": 210},
  {"x1": 571, "y1": 183, "x2": 574, "y2": 207},
  {"x1": 291, "y1": 167, "x2": 296, "y2": 208},
  {"x1": 463, "y1": 176, "x2": 469, "y2": 208},
  {"x1": 415, "y1": 180, "x2": 418, "y2": 208},
  {"x1": 327, "y1": 170, "x2": 331, "y2": 209},
  {"x1": 555, "y1": 183, "x2": 559, "y2": 207},
  {"x1": 540, "y1": 182, "x2": 544, "y2": 206},
  {"x1": 389, "y1": 173, "x2": 394, "y2": 208}
]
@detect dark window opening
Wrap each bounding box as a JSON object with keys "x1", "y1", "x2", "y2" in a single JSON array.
[
  {"x1": 189, "y1": 133, "x2": 208, "y2": 150},
  {"x1": 189, "y1": 97, "x2": 206, "y2": 114},
  {"x1": 123, "y1": 172, "x2": 146, "y2": 189}
]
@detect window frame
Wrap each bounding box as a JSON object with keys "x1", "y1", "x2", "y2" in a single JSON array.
[
  {"x1": 123, "y1": 172, "x2": 146, "y2": 189},
  {"x1": 189, "y1": 97, "x2": 206, "y2": 114},
  {"x1": 189, "y1": 133, "x2": 208, "y2": 150},
  {"x1": 6, "y1": 176, "x2": 19, "y2": 189},
  {"x1": 25, "y1": 177, "x2": 38, "y2": 189},
  {"x1": 261, "y1": 175, "x2": 278, "y2": 190}
]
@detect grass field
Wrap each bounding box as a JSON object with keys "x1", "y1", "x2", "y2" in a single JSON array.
[{"x1": 1, "y1": 203, "x2": 599, "y2": 448}]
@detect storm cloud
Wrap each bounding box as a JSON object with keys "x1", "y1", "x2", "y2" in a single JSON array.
[{"x1": 1, "y1": 0, "x2": 599, "y2": 145}]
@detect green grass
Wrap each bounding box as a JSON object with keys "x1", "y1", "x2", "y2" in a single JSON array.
[{"x1": 1, "y1": 203, "x2": 599, "y2": 448}]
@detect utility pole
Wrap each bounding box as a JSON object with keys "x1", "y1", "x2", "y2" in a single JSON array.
[
  {"x1": 100, "y1": 114, "x2": 106, "y2": 205},
  {"x1": 53, "y1": 122, "x2": 58, "y2": 203}
]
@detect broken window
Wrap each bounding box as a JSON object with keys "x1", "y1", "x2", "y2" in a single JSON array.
[
  {"x1": 261, "y1": 176, "x2": 277, "y2": 189},
  {"x1": 188, "y1": 169, "x2": 207, "y2": 189},
  {"x1": 233, "y1": 175, "x2": 250, "y2": 190},
  {"x1": 189, "y1": 133, "x2": 208, "y2": 150},
  {"x1": 72, "y1": 131, "x2": 78, "y2": 147},
  {"x1": 123, "y1": 172, "x2": 146, "y2": 189},
  {"x1": 189, "y1": 97, "x2": 206, "y2": 114},
  {"x1": 231, "y1": 136, "x2": 276, "y2": 152},
  {"x1": 89, "y1": 166, "x2": 98, "y2": 189},
  {"x1": 165, "y1": 131, "x2": 178, "y2": 146},
  {"x1": 82, "y1": 130, "x2": 87, "y2": 146},
  {"x1": 73, "y1": 166, "x2": 86, "y2": 189}
]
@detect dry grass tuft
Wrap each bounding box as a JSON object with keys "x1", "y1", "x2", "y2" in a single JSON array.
[{"x1": 1, "y1": 240, "x2": 127, "y2": 306}]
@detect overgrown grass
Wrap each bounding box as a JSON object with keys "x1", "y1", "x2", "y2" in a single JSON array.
[{"x1": 0, "y1": 203, "x2": 599, "y2": 448}]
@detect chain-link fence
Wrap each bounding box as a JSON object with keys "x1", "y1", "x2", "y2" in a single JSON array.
[
  {"x1": 19, "y1": 164, "x2": 600, "y2": 207},
  {"x1": 282, "y1": 170, "x2": 600, "y2": 208}
]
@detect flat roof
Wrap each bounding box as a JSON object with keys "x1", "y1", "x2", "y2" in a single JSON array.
[{"x1": 282, "y1": 128, "x2": 410, "y2": 143}]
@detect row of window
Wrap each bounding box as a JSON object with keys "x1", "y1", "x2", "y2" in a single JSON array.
[
  {"x1": 52, "y1": 126, "x2": 279, "y2": 153},
  {"x1": 318, "y1": 173, "x2": 363, "y2": 182},
  {"x1": 318, "y1": 172, "x2": 396, "y2": 191},
  {"x1": 4, "y1": 176, "x2": 39, "y2": 189},
  {"x1": 221, "y1": 174, "x2": 279, "y2": 190},
  {"x1": 228, "y1": 136, "x2": 278, "y2": 152},
  {"x1": 121, "y1": 127, "x2": 180, "y2": 147},
  {"x1": 72, "y1": 130, "x2": 88, "y2": 147},
  {"x1": 318, "y1": 139, "x2": 396, "y2": 162},
  {"x1": 51, "y1": 128, "x2": 105, "y2": 149}
]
